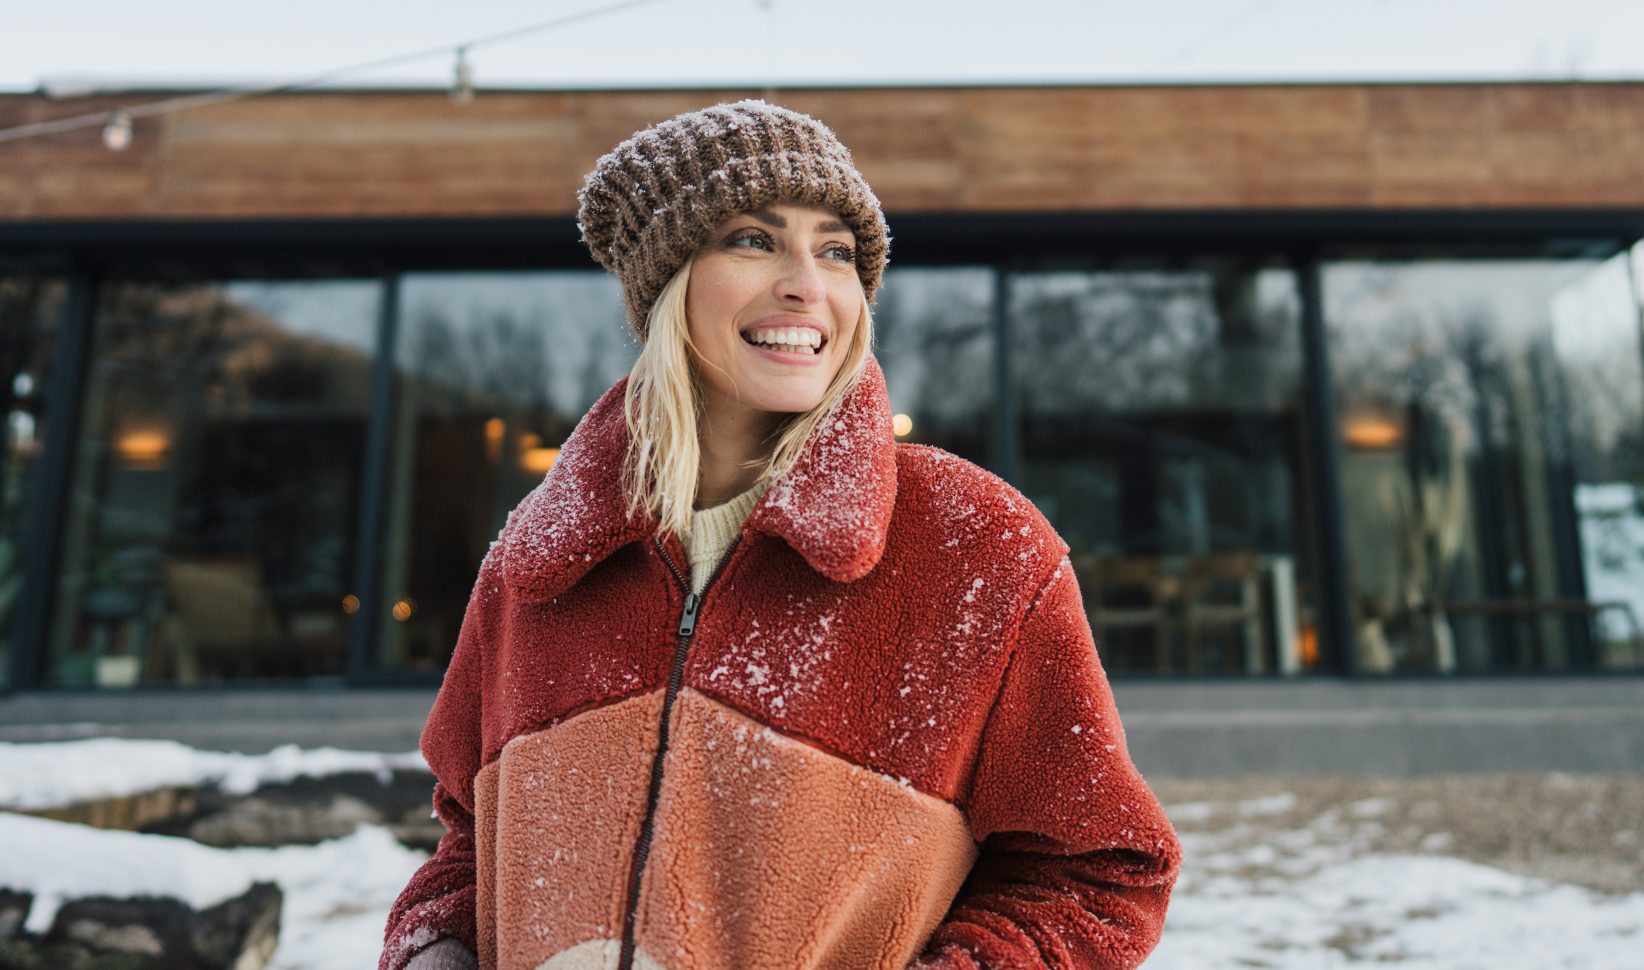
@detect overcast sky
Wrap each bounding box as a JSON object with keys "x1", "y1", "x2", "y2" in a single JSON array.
[{"x1": 4, "y1": 0, "x2": 1643, "y2": 95}]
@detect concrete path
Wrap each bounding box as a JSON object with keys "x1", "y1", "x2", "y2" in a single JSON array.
[{"x1": 2, "y1": 677, "x2": 1641, "y2": 776}]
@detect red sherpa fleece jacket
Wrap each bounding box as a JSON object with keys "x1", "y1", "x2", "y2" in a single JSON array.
[{"x1": 381, "y1": 356, "x2": 1181, "y2": 970}]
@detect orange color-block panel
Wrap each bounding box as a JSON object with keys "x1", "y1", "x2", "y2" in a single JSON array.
[
  {"x1": 474, "y1": 761, "x2": 499, "y2": 970},
  {"x1": 479, "y1": 690, "x2": 664, "y2": 970},
  {"x1": 635, "y1": 690, "x2": 978, "y2": 970}
]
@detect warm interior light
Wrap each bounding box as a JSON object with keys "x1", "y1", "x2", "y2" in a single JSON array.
[
  {"x1": 522, "y1": 446, "x2": 560, "y2": 476},
  {"x1": 1299, "y1": 623, "x2": 1319, "y2": 668},
  {"x1": 892, "y1": 413, "x2": 913, "y2": 437},
  {"x1": 341, "y1": 594, "x2": 360, "y2": 615},
  {"x1": 393, "y1": 597, "x2": 416, "y2": 622},
  {"x1": 1343, "y1": 417, "x2": 1401, "y2": 450},
  {"x1": 484, "y1": 417, "x2": 505, "y2": 463},
  {"x1": 116, "y1": 431, "x2": 169, "y2": 467}
]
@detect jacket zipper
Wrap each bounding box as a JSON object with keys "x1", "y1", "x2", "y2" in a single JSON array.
[{"x1": 617, "y1": 534, "x2": 741, "y2": 970}]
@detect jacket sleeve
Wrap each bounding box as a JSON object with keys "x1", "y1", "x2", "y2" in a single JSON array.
[
  {"x1": 379, "y1": 550, "x2": 503, "y2": 970},
  {"x1": 912, "y1": 556, "x2": 1182, "y2": 969}
]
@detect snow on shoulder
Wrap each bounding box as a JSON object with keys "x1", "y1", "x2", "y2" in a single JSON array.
[{"x1": 894, "y1": 442, "x2": 1068, "y2": 585}]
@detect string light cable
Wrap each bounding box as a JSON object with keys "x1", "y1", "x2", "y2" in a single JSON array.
[{"x1": 0, "y1": 0, "x2": 668, "y2": 148}]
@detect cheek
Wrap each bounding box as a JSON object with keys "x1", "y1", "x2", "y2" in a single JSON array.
[
  {"x1": 830, "y1": 289, "x2": 862, "y2": 350},
  {"x1": 687, "y1": 262, "x2": 755, "y2": 337}
]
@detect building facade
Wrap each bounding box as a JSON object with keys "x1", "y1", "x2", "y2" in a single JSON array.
[{"x1": 2, "y1": 83, "x2": 1642, "y2": 690}]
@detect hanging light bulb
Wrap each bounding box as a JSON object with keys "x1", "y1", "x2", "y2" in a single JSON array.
[
  {"x1": 451, "y1": 46, "x2": 475, "y2": 104},
  {"x1": 102, "y1": 110, "x2": 133, "y2": 151}
]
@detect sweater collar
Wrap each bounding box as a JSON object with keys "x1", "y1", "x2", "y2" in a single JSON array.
[{"x1": 500, "y1": 355, "x2": 899, "y2": 600}]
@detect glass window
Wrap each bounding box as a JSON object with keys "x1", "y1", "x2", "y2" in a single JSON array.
[
  {"x1": 1011, "y1": 260, "x2": 1317, "y2": 676},
  {"x1": 874, "y1": 267, "x2": 995, "y2": 469},
  {"x1": 1326, "y1": 256, "x2": 1644, "y2": 673},
  {"x1": 380, "y1": 272, "x2": 635, "y2": 672},
  {"x1": 1, "y1": 275, "x2": 64, "y2": 689},
  {"x1": 46, "y1": 279, "x2": 381, "y2": 685}
]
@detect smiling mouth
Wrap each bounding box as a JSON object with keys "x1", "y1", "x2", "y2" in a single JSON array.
[{"x1": 740, "y1": 331, "x2": 827, "y2": 356}]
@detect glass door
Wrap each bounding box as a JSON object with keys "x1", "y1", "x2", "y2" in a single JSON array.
[
  {"x1": 1009, "y1": 259, "x2": 1318, "y2": 676},
  {"x1": 46, "y1": 279, "x2": 381, "y2": 685}
]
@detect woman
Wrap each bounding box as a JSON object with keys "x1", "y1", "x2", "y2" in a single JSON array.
[{"x1": 382, "y1": 100, "x2": 1180, "y2": 970}]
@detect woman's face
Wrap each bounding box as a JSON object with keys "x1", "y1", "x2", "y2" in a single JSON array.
[{"x1": 685, "y1": 202, "x2": 861, "y2": 422}]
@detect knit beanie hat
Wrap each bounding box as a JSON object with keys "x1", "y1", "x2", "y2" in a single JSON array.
[{"x1": 576, "y1": 100, "x2": 889, "y2": 337}]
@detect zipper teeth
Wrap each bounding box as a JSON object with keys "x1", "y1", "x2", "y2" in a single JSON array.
[{"x1": 617, "y1": 535, "x2": 739, "y2": 970}]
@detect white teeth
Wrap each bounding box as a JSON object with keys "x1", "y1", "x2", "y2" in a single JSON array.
[{"x1": 745, "y1": 326, "x2": 822, "y2": 350}]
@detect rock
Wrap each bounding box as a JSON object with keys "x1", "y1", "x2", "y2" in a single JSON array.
[
  {"x1": 21, "y1": 788, "x2": 198, "y2": 834},
  {"x1": 183, "y1": 793, "x2": 381, "y2": 847},
  {"x1": 191, "y1": 883, "x2": 281, "y2": 970},
  {"x1": 0, "y1": 882, "x2": 284, "y2": 970},
  {"x1": 0, "y1": 889, "x2": 30, "y2": 939},
  {"x1": 144, "y1": 769, "x2": 436, "y2": 850}
]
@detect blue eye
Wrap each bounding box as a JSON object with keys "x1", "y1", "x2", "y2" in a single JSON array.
[
  {"x1": 728, "y1": 229, "x2": 773, "y2": 251},
  {"x1": 826, "y1": 244, "x2": 857, "y2": 263}
]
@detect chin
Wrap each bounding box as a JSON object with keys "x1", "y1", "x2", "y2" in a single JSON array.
[{"x1": 745, "y1": 383, "x2": 829, "y2": 415}]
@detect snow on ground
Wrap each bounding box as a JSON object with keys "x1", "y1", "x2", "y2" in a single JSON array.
[
  {"x1": 0, "y1": 738, "x2": 426, "y2": 809},
  {"x1": 0, "y1": 812, "x2": 256, "y2": 933},
  {"x1": 1153, "y1": 819, "x2": 1644, "y2": 969},
  {"x1": 2, "y1": 739, "x2": 1642, "y2": 967},
  {"x1": 229, "y1": 825, "x2": 427, "y2": 970},
  {"x1": 0, "y1": 811, "x2": 425, "y2": 969}
]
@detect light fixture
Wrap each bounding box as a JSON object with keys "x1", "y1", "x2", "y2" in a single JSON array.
[
  {"x1": 451, "y1": 47, "x2": 475, "y2": 104},
  {"x1": 484, "y1": 416, "x2": 505, "y2": 463},
  {"x1": 115, "y1": 430, "x2": 169, "y2": 467},
  {"x1": 102, "y1": 111, "x2": 133, "y2": 151},
  {"x1": 1343, "y1": 417, "x2": 1401, "y2": 450},
  {"x1": 892, "y1": 413, "x2": 913, "y2": 437},
  {"x1": 522, "y1": 446, "x2": 560, "y2": 476}
]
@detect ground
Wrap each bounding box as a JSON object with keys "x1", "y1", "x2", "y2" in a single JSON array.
[
  {"x1": 2, "y1": 738, "x2": 1640, "y2": 968},
  {"x1": 1147, "y1": 773, "x2": 1644, "y2": 968}
]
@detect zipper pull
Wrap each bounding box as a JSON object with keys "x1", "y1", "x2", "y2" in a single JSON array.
[{"x1": 678, "y1": 592, "x2": 701, "y2": 637}]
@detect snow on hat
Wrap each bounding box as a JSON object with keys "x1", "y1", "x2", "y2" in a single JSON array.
[{"x1": 576, "y1": 99, "x2": 889, "y2": 337}]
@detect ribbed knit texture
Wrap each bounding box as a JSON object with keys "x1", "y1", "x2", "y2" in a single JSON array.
[
  {"x1": 685, "y1": 480, "x2": 768, "y2": 594},
  {"x1": 576, "y1": 100, "x2": 889, "y2": 335}
]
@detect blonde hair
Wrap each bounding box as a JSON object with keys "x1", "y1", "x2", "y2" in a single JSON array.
[{"x1": 621, "y1": 253, "x2": 875, "y2": 541}]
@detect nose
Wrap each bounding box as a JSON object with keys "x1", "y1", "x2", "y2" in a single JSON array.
[{"x1": 775, "y1": 251, "x2": 825, "y2": 305}]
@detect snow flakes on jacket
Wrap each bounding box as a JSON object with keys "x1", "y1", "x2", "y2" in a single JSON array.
[{"x1": 381, "y1": 356, "x2": 1181, "y2": 970}]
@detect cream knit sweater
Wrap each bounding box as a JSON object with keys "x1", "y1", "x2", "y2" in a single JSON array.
[{"x1": 684, "y1": 479, "x2": 769, "y2": 594}]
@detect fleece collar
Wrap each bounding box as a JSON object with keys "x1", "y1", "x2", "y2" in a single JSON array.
[{"x1": 500, "y1": 355, "x2": 899, "y2": 600}]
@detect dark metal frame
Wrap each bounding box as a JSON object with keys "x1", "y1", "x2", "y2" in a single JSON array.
[
  {"x1": 8, "y1": 269, "x2": 99, "y2": 690},
  {"x1": 3, "y1": 208, "x2": 1641, "y2": 689},
  {"x1": 1295, "y1": 253, "x2": 1355, "y2": 675},
  {"x1": 348, "y1": 272, "x2": 403, "y2": 685}
]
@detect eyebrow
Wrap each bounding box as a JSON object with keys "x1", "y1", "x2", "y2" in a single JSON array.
[{"x1": 747, "y1": 207, "x2": 852, "y2": 235}]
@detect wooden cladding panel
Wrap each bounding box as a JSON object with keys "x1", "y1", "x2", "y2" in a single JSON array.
[{"x1": 3, "y1": 84, "x2": 1643, "y2": 221}]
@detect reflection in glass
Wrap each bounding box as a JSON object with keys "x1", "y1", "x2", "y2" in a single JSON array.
[
  {"x1": 1, "y1": 276, "x2": 64, "y2": 688},
  {"x1": 1327, "y1": 257, "x2": 1644, "y2": 673},
  {"x1": 48, "y1": 280, "x2": 380, "y2": 685},
  {"x1": 381, "y1": 272, "x2": 635, "y2": 671},
  {"x1": 1011, "y1": 262, "x2": 1315, "y2": 676},
  {"x1": 874, "y1": 268, "x2": 994, "y2": 468}
]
